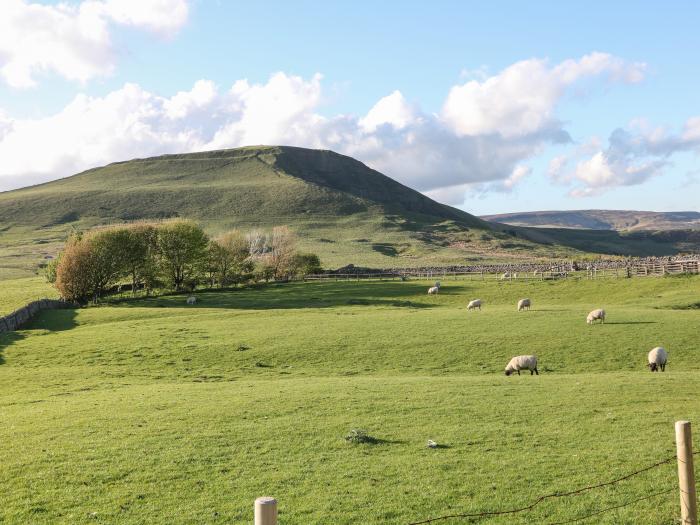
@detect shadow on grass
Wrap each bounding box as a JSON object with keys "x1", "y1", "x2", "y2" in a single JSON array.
[
  {"x1": 0, "y1": 308, "x2": 78, "y2": 365},
  {"x1": 106, "y1": 281, "x2": 456, "y2": 311},
  {"x1": 605, "y1": 321, "x2": 657, "y2": 325}
]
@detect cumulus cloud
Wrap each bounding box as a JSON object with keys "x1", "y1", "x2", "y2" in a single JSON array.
[
  {"x1": 0, "y1": 0, "x2": 189, "y2": 88},
  {"x1": 551, "y1": 118, "x2": 700, "y2": 197},
  {"x1": 441, "y1": 52, "x2": 645, "y2": 138},
  {"x1": 0, "y1": 54, "x2": 658, "y2": 201}
]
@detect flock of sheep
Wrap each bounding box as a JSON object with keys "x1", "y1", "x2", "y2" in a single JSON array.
[{"x1": 425, "y1": 281, "x2": 669, "y2": 376}]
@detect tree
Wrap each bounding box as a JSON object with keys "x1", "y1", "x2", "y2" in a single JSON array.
[
  {"x1": 54, "y1": 236, "x2": 94, "y2": 302},
  {"x1": 82, "y1": 228, "x2": 127, "y2": 302},
  {"x1": 156, "y1": 221, "x2": 209, "y2": 290},
  {"x1": 268, "y1": 226, "x2": 297, "y2": 279},
  {"x1": 119, "y1": 223, "x2": 159, "y2": 295},
  {"x1": 216, "y1": 229, "x2": 252, "y2": 285},
  {"x1": 289, "y1": 253, "x2": 322, "y2": 277},
  {"x1": 44, "y1": 256, "x2": 60, "y2": 284}
]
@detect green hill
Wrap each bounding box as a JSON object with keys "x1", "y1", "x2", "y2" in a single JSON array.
[
  {"x1": 0, "y1": 146, "x2": 695, "y2": 279},
  {"x1": 483, "y1": 209, "x2": 700, "y2": 231},
  {"x1": 0, "y1": 146, "x2": 579, "y2": 278}
]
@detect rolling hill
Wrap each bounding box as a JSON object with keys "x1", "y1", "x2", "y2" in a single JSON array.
[
  {"x1": 0, "y1": 146, "x2": 696, "y2": 279},
  {"x1": 482, "y1": 210, "x2": 700, "y2": 231}
]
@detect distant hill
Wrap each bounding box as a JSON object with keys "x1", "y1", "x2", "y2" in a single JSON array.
[
  {"x1": 0, "y1": 146, "x2": 696, "y2": 279},
  {"x1": 0, "y1": 146, "x2": 578, "y2": 277},
  {"x1": 482, "y1": 210, "x2": 700, "y2": 231}
]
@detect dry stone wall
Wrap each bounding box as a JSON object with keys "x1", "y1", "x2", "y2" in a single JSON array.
[{"x1": 0, "y1": 299, "x2": 77, "y2": 333}]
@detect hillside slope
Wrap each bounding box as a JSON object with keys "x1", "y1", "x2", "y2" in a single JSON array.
[
  {"x1": 1, "y1": 146, "x2": 695, "y2": 279},
  {"x1": 482, "y1": 209, "x2": 700, "y2": 231},
  {"x1": 0, "y1": 146, "x2": 577, "y2": 277}
]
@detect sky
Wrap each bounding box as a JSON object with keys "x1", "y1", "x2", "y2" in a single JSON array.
[{"x1": 0, "y1": 0, "x2": 698, "y2": 215}]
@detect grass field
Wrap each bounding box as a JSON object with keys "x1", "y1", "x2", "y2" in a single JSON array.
[
  {"x1": 0, "y1": 276, "x2": 58, "y2": 316},
  {"x1": 1, "y1": 275, "x2": 699, "y2": 523}
]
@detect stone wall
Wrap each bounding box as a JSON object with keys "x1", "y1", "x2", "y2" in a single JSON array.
[{"x1": 0, "y1": 299, "x2": 77, "y2": 333}]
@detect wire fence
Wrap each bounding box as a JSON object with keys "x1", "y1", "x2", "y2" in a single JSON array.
[{"x1": 406, "y1": 453, "x2": 690, "y2": 524}]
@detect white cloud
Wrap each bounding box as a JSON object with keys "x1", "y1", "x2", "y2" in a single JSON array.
[
  {"x1": 441, "y1": 52, "x2": 645, "y2": 138},
  {"x1": 546, "y1": 155, "x2": 569, "y2": 182},
  {"x1": 502, "y1": 165, "x2": 531, "y2": 191},
  {"x1": 99, "y1": 0, "x2": 189, "y2": 36},
  {"x1": 0, "y1": 0, "x2": 189, "y2": 88},
  {"x1": 359, "y1": 90, "x2": 416, "y2": 132},
  {"x1": 0, "y1": 54, "x2": 662, "y2": 202},
  {"x1": 554, "y1": 117, "x2": 700, "y2": 197}
]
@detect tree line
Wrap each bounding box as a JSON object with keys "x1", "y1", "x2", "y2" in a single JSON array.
[{"x1": 47, "y1": 221, "x2": 321, "y2": 302}]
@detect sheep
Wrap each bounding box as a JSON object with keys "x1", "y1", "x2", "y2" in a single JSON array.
[
  {"x1": 467, "y1": 299, "x2": 482, "y2": 310},
  {"x1": 517, "y1": 298, "x2": 531, "y2": 311},
  {"x1": 501, "y1": 272, "x2": 510, "y2": 280},
  {"x1": 428, "y1": 286, "x2": 439, "y2": 295},
  {"x1": 505, "y1": 355, "x2": 539, "y2": 376},
  {"x1": 586, "y1": 308, "x2": 605, "y2": 324},
  {"x1": 648, "y1": 346, "x2": 668, "y2": 372},
  {"x1": 186, "y1": 296, "x2": 197, "y2": 305}
]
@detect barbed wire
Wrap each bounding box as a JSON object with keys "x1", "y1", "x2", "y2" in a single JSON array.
[
  {"x1": 546, "y1": 486, "x2": 676, "y2": 524},
  {"x1": 407, "y1": 452, "x2": 687, "y2": 524}
]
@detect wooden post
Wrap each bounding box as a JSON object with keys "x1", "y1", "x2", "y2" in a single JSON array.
[
  {"x1": 676, "y1": 421, "x2": 698, "y2": 525},
  {"x1": 255, "y1": 497, "x2": 277, "y2": 525}
]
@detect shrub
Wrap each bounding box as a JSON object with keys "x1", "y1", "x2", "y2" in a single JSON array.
[{"x1": 344, "y1": 429, "x2": 379, "y2": 444}]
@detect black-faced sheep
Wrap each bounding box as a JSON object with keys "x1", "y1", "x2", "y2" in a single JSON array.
[
  {"x1": 505, "y1": 355, "x2": 539, "y2": 376},
  {"x1": 648, "y1": 346, "x2": 668, "y2": 372},
  {"x1": 517, "y1": 298, "x2": 531, "y2": 311}
]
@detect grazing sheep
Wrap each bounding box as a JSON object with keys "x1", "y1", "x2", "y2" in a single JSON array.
[
  {"x1": 648, "y1": 346, "x2": 668, "y2": 372},
  {"x1": 586, "y1": 308, "x2": 605, "y2": 324},
  {"x1": 517, "y1": 298, "x2": 531, "y2": 311},
  {"x1": 186, "y1": 296, "x2": 197, "y2": 305},
  {"x1": 428, "y1": 286, "x2": 439, "y2": 295},
  {"x1": 505, "y1": 355, "x2": 539, "y2": 376},
  {"x1": 467, "y1": 299, "x2": 482, "y2": 310},
  {"x1": 501, "y1": 272, "x2": 510, "y2": 280}
]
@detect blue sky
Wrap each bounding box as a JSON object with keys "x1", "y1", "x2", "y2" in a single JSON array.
[{"x1": 0, "y1": 0, "x2": 698, "y2": 215}]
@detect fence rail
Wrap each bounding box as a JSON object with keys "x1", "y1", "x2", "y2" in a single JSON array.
[{"x1": 302, "y1": 258, "x2": 700, "y2": 282}]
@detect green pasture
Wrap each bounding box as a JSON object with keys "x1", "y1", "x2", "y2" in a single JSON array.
[
  {"x1": 1, "y1": 275, "x2": 699, "y2": 523},
  {"x1": 0, "y1": 276, "x2": 58, "y2": 316}
]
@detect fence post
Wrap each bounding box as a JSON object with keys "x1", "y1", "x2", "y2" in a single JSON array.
[
  {"x1": 676, "y1": 421, "x2": 698, "y2": 525},
  {"x1": 255, "y1": 497, "x2": 277, "y2": 525}
]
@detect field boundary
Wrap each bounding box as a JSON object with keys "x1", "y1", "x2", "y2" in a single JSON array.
[
  {"x1": 302, "y1": 258, "x2": 700, "y2": 282},
  {"x1": 0, "y1": 299, "x2": 77, "y2": 334}
]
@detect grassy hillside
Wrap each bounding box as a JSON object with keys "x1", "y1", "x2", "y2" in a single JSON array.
[
  {"x1": 1, "y1": 146, "x2": 694, "y2": 279},
  {"x1": 1, "y1": 276, "x2": 699, "y2": 523},
  {"x1": 483, "y1": 209, "x2": 700, "y2": 231},
  {"x1": 0, "y1": 277, "x2": 58, "y2": 316}
]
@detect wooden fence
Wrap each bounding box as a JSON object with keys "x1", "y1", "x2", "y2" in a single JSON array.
[
  {"x1": 252, "y1": 420, "x2": 699, "y2": 524},
  {"x1": 302, "y1": 259, "x2": 700, "y2": 283}
]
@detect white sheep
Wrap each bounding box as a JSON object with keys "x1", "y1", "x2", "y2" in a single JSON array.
[
  {"x1": 186, "y1": 296, "x2": 197, "y2": 305},
  {"x1": 501, "y1": 272, "x2": 510, "y2": 280},
  {"x1": 505, "y1": 355, "x2": 539, "y2": 376},
  {"x1": 647, "y1": 346, "x2": 668, "y2": 372},
  {"x1": 428, "y1": 286, "x2": 439, "y2": 295},
  {"x1": 517, "y1": 298, "x2": 531, "y2": 311},
  {"x1": 467, "y1": 299, "x2": 482, "y2": 310},
  {"x1": 586, "y1": 308, "x2": 605, "y2": 324}
]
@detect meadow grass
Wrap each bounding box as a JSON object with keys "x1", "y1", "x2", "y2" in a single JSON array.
[
  {"x1": 1, "y1": 275, "x2": 699, "y2": 523},
  {"x1": 0, "y1": 276, "x2": 58, "y2": 316}
]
